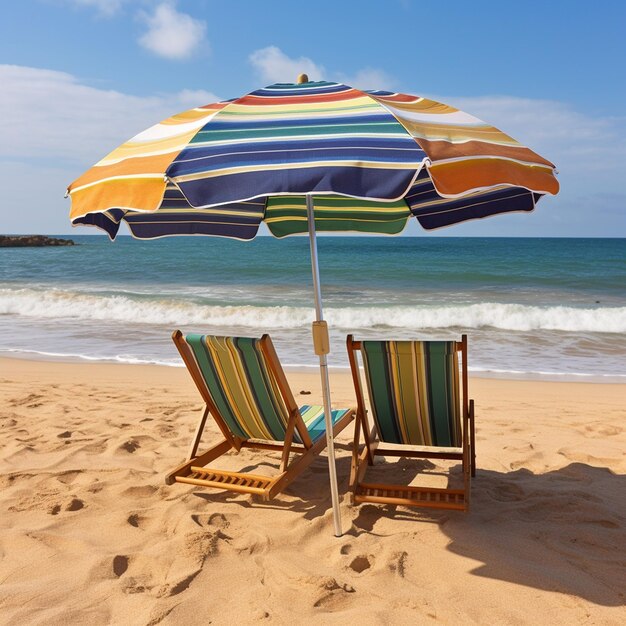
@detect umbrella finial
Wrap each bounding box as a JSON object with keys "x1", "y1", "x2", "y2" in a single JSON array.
[{"x1": 297, "y1": 73, "x2": 309, "y2": 84}]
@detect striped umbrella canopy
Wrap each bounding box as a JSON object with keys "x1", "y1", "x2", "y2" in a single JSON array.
[
  {"x1": 67, "y1": 80, "x2": 559, "y2": 239},
  {"x1": 66, "y1": 78, "x2": 558, "y2": 536}
]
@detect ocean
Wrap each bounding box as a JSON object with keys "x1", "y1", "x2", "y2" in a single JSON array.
[{"x1": 1, "y1": 235, "x2": 625, "y2": 381}]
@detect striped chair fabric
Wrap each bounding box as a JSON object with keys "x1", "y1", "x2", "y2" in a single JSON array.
[
  {"x1": 184, "y1": 334, "x2": 348, "y2": 443},
  {"x1": 360, "y1": 340, "x2": 462, "y2": 447}
]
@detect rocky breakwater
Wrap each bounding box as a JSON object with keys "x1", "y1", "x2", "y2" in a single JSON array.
[{"x1": 0, "y1": 235, "x2": 76, "y2": 247}]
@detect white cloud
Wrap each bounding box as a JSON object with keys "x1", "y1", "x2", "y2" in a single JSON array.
[
  {"x1": 249, "y1": 46, "x2": 395, "y2": 91},
  {"x1": 0, "y1": 64, "x2": 221, "y2": 234},
  {"x1": 64, "y1": 0, "x2": 127, "y2": 18},
  {"x1": 335, "y1": 68, "x2": 397, "y2": 91},
  {"x1": 0, "y1": 65, "x2": 219, "y2": 164},
  {"x1": 249, "y1": 47, "x2": 324, "y2": 85},
  {"x1": 138, "y1": 2, "x2": 207, "y2": 60},
  {"x1": 1, "y1": 161, "x2": 81, "y2": 235}
]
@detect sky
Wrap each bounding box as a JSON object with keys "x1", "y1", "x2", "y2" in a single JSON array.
[{"x1": 1, "y1": 0, "x2": 625, "y2": 237}]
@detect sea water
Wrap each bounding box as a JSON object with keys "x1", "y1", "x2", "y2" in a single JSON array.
[{"x1": 1, "y1": 235, "x2": 624, "y2": 381}]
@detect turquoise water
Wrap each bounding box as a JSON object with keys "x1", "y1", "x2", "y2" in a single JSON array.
[{"x1": 1, "y1": 235, "x2": 625, "y2": 380}]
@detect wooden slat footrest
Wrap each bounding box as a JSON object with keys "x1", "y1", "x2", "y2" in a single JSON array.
[
  {"x1": 174, "y1": 466, "x2": 274, "y2": 495},
  {"x1": 355, "y1": 482, "x2": 466, "y2": 510}
]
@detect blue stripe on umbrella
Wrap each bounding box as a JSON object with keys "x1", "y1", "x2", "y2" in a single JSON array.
[{"x1": 174, "y1": 166, "x2": 421, "y2": 208}]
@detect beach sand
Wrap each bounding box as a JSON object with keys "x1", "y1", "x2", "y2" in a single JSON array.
[{"x1": 0, "y1": 357, "x2": 624, "y2": 624}]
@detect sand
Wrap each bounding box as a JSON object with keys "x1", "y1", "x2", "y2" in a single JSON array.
[{"x1": 0, "y1": 356, "x2": 624, "y2": 625}]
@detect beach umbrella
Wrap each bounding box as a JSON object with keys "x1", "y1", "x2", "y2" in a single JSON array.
[{"x1": 66, "y1": 75, "x2": 559, "y2": 536}]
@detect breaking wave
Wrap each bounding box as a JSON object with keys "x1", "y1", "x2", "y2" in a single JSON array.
[{"x1": 2, "y1": 288, "x2": 625, "y2": 333}]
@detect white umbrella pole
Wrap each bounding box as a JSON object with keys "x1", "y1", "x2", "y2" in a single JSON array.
[{"x1": 306, "y1": 194, "x2": 343, "y2": 537}]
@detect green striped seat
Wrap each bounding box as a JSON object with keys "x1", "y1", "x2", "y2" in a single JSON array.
[
  {"x1": 299, "y1": 405, "x2": 351, "y2": 443},
  {"x1": 360, "y1": 340, "x2": 462, "y2": 447},
  {"x1": 185, "y1": 334, "x2": 348, "y2": 443}
]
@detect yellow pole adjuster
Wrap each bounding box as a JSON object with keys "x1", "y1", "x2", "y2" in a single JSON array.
[{"x1": 312, "y1": 320, "x2": 330, "y2": 356}]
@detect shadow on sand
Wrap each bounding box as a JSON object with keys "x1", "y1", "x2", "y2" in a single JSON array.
[
  {"x1": 350, "y1": 462, "x2": 626, "y2": 607},
  {"x1": 186, "y1": 430, "x2": 625, "y2": 608},
  {"x1": 192, "y1": 455, "x2": 625, "y2": 606}
]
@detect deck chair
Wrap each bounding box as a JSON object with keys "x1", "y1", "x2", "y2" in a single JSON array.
[
  {"x1": 346, "y1": 334, "x2": 475, "y2": 511},
  {"x1": 166, "y1": 331, "x2": 355, "y2": 500}
]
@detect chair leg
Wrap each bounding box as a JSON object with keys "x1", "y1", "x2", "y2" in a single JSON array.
[
  {"x1": 359, "y1": 412, "x2": 375, "y2": 466},
  {"x1": 464, "y1": 449, "x2": 471, "y2": 513},
  {"x1": 469, "y1": 399, "x2": 476, "y2": 478},
  {"x1": 187, "y1": 405, "x2": 210, "y2": 461},
  {"x1": 349, "y1": 411, "x2": 363, "y2": 501},
  {"x1": 280, "y1": 412, "x2": 298, "y2": 472}
]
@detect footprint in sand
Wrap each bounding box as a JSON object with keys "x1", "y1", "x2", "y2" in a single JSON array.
[
  {"x1": 157, "y1": 572, "x2": 202, "y2": 598},
  {"x1": 120, "y1": 439, "x2": 140, "y2": 453},
  {"x1": 312, "y1": 577, "x2": 356, "y2": 609},
  {"x1": 389, "y1": 551, "x2": 408, "y2": 577},
  {"x1": 208, "y1": 512, "x2": 230, "y2": 529},
  {"x1": 180, "y1": 530, "x2": 229, "y2": 567},
  {"x1": 113, "y1": 555, "x2": 129, "y2": 577},
  {"x1": 155, "y1": 424, "x2": 178, "y2": 439},
  {"x1": 583, "y1": 423, "x2": 622, "y2": 438},
  {"x1": 117, "y1": 559, "x2": 197, "y2": 598},
  {"x1": 348, "y1": 555, "x2": 372, "y2": 573},
  {"x1": 190, "y1": 513, "x2": 210, "y2": 528},
  {"x1": 48, "y1": 498, "x2": 84, "y2": 514},
  {"x1": 190, "y1": 513, "x2": 239, "y2": 551},
  {"x1": 149, "y1": 516, "x2": 233, "y2": 599},
  {"x1": 488, "y1": 482, "x2": 526, "y2": 502},
  {"x1": 66, "y1": 498, "x2": 84, "y2": 511},
  {"x1": 121, "y1": 576, "x2": 152, "y2": 595},
  {"x1": 191, "y1": 512, "x2": 232, "y2": 529},
  {"x1": 122, "y1": 485, "x2": 158, "y2": 499},
  {"x1": 126, "y1": 513, "x2": 150, "y2": 529},
  {"x1": 56, "y1": 470, "x2": 81, "y2": 485},
  {"x1": 57, "y1": 430, "x2": 72, "y2": 439},
  {"x1": 10, "y1": 490, "x2": 85, "y2": 515}
]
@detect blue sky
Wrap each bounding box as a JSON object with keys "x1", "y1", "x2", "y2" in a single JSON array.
[{"x1": 1, "y1": 0, "x2": 625, "y2": 236}]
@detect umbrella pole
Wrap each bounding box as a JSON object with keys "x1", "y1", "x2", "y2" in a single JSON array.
[{"x1": 306, "y1": 194, "x2": 343, "y2": 537}]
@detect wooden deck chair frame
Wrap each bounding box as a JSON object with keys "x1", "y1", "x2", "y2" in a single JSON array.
[
  {"x1": 166, "y1": 331, "x2": 355, "y2": 500},
  {"x1": 346, "y1": 334, "x2": 476, "y2": 512}
]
